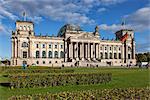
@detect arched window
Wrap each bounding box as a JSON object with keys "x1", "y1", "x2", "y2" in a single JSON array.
[
  {"x1": 48, "y1": 51, "x2": 52, "y2": 58},
  {"x1": 20, "y1": 26, "x2": 23, "y2": 30},
  {"x1": 109, "y1": 53, "x2": 112, "y2": 59},
  {"x1": 128, "y1": 54, "x2": 131, "y2": 59},
  {"x1": 119, "y1": 53, "x2": 121, "y2": 59},
  {"x1": 60, "y1": 51, "x2": 64, "y2": 58},
  {"x1": 36, "y1": 61, "x2": 39, "y2": 64},
  {"x1": 27, "y1": 26, "x2": 30, "y2": 31},
  {"x1": 24, "y1": 26, "x2": 26, "y2": 30},
  {"x1": 42, "y1": 51, "x2": 46, "y2": 58},
  {"x1": 114, "y1": 53, "x2": 117, "y2": 59},
  {"x1": 36, "y1": 51, "x2": 40, "y2": 58},
  {"x1": 105, "y1": 52, "x2": 108, "y2": 59},
  {"x1": 22, "y1": 42, "x2": 28, "y2": 47},
  {"x1": 100, "y1": 52, "x2": 103, "y2": 59},
  {"x1": 54, "y1": 51, "x2": 58, "y2": 58}
]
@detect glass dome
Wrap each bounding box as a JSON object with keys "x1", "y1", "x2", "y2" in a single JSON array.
[{"x1": 58, "y1": 24, "x2": 82, "y2": 37}]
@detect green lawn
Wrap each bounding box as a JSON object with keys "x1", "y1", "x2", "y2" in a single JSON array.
[{"x1": 0, "y1": 67, "x2": 149, "y2": 100}]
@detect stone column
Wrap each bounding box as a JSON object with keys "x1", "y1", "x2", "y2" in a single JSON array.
[
  {"x1": 122, "y1": 45, "x2": 124, "y2": 63},
  {"x1": 94, "y1": 43, "x2": 97, "y2": 59},
  {"x1": 112, "y1": 45, "x2": 114, "y2": 59},
  {"x1": 88, "y1": 43, "x2": 91, "y2": 60},
  {"x1": 11, "y1": 38, "x2": 14, "y2": 58},
  {"x1": 75, "y1": 42, "x2": 79, "y2": 60},
  {"x1": 58, "y1": 43, "x2": 60, "y2": 58},
  {"x1": 132, "y1": 41, "x2": 135, "y2": 59},
  {"x1": 14, "y1": 38, "x2": 17, "y2": 58},
  {"x1": 80, "y1": 42, "x2": 84, "y2": 60},
  {"x1": 46, "y1": 43, "x2": 48, "y2": 58},
  {"x1": 11, "y1": 38, "x2": 14, "y2": 65},
  {"x1": 64, "y1": 40, "x2": 68, "y2": 62},
  {"x1": 133, "y1": 44, "x2": 135, "y2": 59},
  {"x1": 98, "y1": 44, "x2": 101, "y2": 59},
  {"x1": 69, "y1": 42, "x2": 73, "y2": 59},
  {"x1": 107, "y1": 45, "x2": 109, "y2": 59},
  {"x1": 91, "y1": 43, "x2": 93, "y2": 59},
  {"x1": 29, "y1": 40, "x2": 33, "y2": 58},
  {"x1": 40, "y1": 42, "x2": 42, "y2": 58},
  {"x1": 126, "y1": 44, "x2": 128, "y2": 64},
  {"x1": 18, "y1": 39, "x2": 21, "y2": 58},
  {"x1": 103, "y1": 45, "x2": 105, "y2": 59},
  {"x1": 85, "y1": 43, "x2": 87, "y2": 59},
  {"x1": 93, "y1": 43, "x2": 95, "y2": 59}
]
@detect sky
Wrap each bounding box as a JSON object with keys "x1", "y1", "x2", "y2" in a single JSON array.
[{"x1": 0, "y1": 0, "x2": 149, "y2": 59}]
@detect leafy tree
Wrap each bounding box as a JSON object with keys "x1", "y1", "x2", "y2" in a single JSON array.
[{"x1": 136, "y1": 53, "x2": 149, "y2": 62}]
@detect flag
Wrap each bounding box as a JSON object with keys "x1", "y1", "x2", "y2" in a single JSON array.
[
  {"x1": 120, "y1": 33, "x2": 128, "y2": 42},
  {"x1": 121, "y1": 21, "x2": 125, "y2": 26}
]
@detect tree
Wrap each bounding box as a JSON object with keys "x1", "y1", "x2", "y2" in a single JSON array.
[{"x1": 136, "y1": 53, "x2": 148, "y2": 62}]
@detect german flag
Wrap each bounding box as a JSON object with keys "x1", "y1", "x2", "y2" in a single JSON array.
[{"x1": 120, "y1": 33, "x2": 128, "y2": 42}]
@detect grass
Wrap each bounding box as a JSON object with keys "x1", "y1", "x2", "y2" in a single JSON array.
[{"x1": 0, "y1": 67, "x2": 149, "y2": 100}]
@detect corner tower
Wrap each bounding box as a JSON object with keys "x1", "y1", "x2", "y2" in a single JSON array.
[
  {"x1": 115, "y1": 29, "x2": 136, "y2": 65},
  {"x1": 14, "y1": 20, "x2": 34, "y2": 36},
  {"x1": 11, "y1": 20, "x2": 34, "y2": 66}
]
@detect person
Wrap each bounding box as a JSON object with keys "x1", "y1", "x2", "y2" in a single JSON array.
[{"x1": 22, "y1": 63, "x2": 26, "y2": 70}]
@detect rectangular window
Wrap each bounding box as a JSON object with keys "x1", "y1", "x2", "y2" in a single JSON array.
[
  {"x1": 36, "y1": 44, "x2": 39, "y2": 48},
  {"x1": 55, "y1": 44, "x2": 57, "y2": 49},
  {"x1": 119, "y1": 47, "x2": 121, "y2": 51},
  {"x1": 105, "y1": 47, "x2": 107, "y2": 50},
  {"x1": 100, "y1": 47, "x2": 102, "y2": 50},
  {"x1": 101, "y1": 52, "x2": 103, "y2": 59},
  {"x1": 128, "y1": 54, "x2": 131, "y2": 59},
  {"x1": 110, "y1": 47, "x2": 112, "y2": 50},
  {"x1": 23, "y1": 51, "x2": 27, "y2": 58},
  {"x1": 60, "y1": 44, "x2": 63, "y2": 49},
  {"x1": 114, "y1": 53, "x2": 117, "y2": 59},
  {"x1": 119, "y1": 53, "x2": 121, "y2": 59},
  {"x1": 43, "y1": 44, "x2": 45, "y2": 48},
  {"x1": 49, "y1": 44, "x2": 51, "y2": 48}
]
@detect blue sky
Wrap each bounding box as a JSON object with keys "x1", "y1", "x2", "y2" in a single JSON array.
[{"x1": 0, "y1": 0, "x2": 150, "y2": 59}]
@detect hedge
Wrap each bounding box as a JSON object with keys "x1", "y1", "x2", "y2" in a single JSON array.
[
  {"x1": 9, "y1": 88, "x2": 150, "y2": 100},
  {"x1": 9, "y1": 73, "x2": 112, "y2": 88},
  {"x1": 4, "y1": 69, "x2": 74, "y2": 74}
]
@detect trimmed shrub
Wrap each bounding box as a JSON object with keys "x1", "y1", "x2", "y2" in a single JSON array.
[
  {"x1": 9, "y1": 88, "x2": 150, "y2": 100},
  {"x1": 9, "y1": 73, "x2": 112, "y2": 88}
]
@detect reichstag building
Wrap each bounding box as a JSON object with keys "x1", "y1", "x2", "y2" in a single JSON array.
[{"x1": 11, "y1": 20, "x2": 136, "y2": 67}]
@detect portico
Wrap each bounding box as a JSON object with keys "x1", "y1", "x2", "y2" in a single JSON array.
[{"x1": 66, "y1": 39, "x2": 100, "y2": 62}]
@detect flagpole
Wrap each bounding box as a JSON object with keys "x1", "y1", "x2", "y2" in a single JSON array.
[{"x1": 23, "y1": 11, "x2": 26, "y2": 21}]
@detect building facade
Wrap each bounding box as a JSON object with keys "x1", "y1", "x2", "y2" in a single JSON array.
[{"x1": 11, "y1": 20, "x2": 136, "y2": 67}]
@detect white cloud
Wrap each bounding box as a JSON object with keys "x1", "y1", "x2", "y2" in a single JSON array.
[
  {"x1": 28, "y1": 16, "x2": 43, "y2": 24},
  {"x1": 0, "y1": 6, "x2": 18, "y2": 20},
  {"x1": 99, "y1": 7, "x2": 150, "y2": 32},
  {"x1": 0, "y1": 0, "x2": 128, "y2": 25},
  {"x1": 99, "y1": 0, "x2": 126, "y2": 5},
  {"x1": 97, "y1": 8, "x2": 107, "y2": 12},
  {"x1": 0, "y1": 24, "x2": 10, "y2": 35},
  {"x1": 99, "y1": 24, "x2": 131, "y2": 32},
  {"x1": 125, "y1": 7, "x2": 150, "y2": 32}
]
